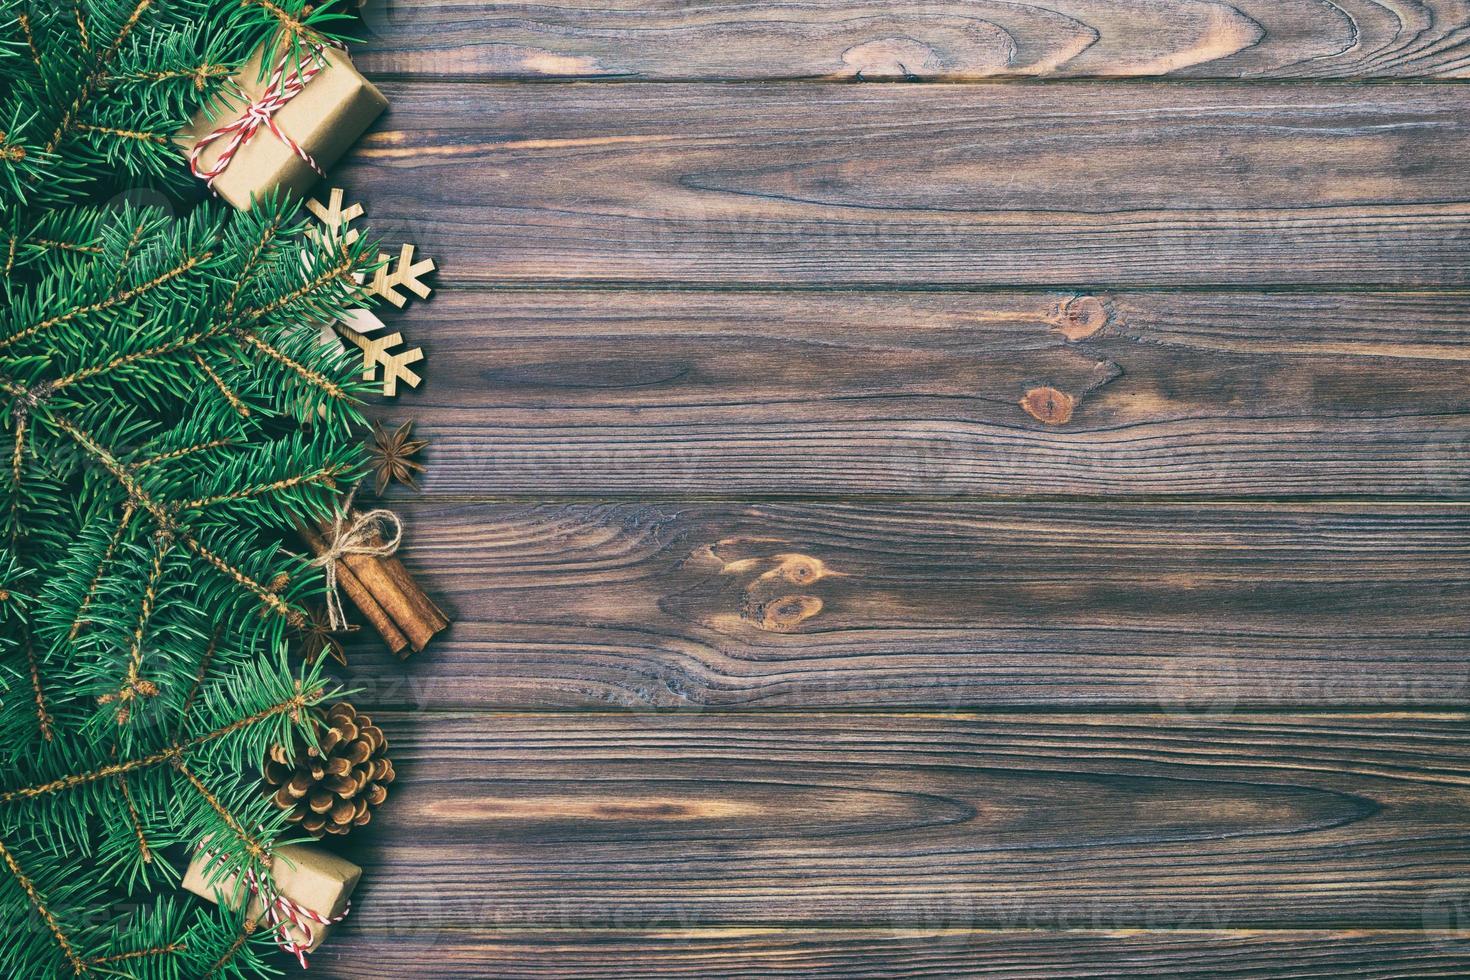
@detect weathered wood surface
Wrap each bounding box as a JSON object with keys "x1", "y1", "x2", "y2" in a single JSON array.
[
  {"x1": 317, "y1": 928, "x2": 1470, "y2": 978},
  {"x1": 334, "y1": 712, "x2": 1470, "y2": 929},
  {"x1": 343, "y1": 500, "x2": 1470, "y2": 710},
  {"x1": 340, "y1": 83, "x2": 1470, "y2": 288},
  {"x1": 330, "y1": 9, "x2": 1470, "y2": 973},
  {"x1": 385, "y1": 289, "x2": 1470, "y2": 497},
  {"x1": 354, "y1": 0, "x2": 1470, "y2": 81}
]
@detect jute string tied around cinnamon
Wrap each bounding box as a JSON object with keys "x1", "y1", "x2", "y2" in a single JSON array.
[{"x1": 309, "y1": 491, "x2": 401, "y2": 630}]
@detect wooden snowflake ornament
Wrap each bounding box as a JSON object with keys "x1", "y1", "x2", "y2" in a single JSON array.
[
  {"x1": 304, "y1": 188, "x2": 434, "y2": 397},
  {"x1": 305, "y1": 187, "x2": 364, "y2": 246},
  {"x1": 340, "y1": 325, "x2": 423, "y2": 397},
  {"x1": 370, "y1": 243, "x2": 435, "y2": 307}
]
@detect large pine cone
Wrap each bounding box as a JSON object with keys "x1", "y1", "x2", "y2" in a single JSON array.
[{"x1": 262, "y1": 701, "x2": 394, "y2": 837}]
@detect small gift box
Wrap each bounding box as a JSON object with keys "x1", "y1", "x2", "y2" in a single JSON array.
[
  {"x1": 177, "y1": 41, "x2": 387, "y2": 210},
  {"x1": 183, "y1": 843, "x2": 362, "y2": 965}
]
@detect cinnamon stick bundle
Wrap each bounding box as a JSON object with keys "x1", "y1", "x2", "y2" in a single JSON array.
[{"x1": 298, "y1": 511, "x2": 448, "y2": 658}]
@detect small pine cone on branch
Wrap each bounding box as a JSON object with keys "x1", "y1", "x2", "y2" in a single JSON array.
[{"x1": 263, "y1": 701, "x2": 394, "y2": 837}]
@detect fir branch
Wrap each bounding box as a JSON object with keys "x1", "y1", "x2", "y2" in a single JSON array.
[
  {"x1": 0, "y1": 835, "x2": 88, "y2": 975},
  {"x1": 133, "y1": 437, "x2": 235, "y2": 470},
  {"x1": 53, "y1": 416, "x2": 308, "y2": 627},
  {"x1": 23, "y1": 627, "x2": 53, "y2": 741},
  {"x1": 0, "y1": 7, "x2": 380, "y2": 972},
  {"x1": 40, "y1": 225, "x2": 366, "y2": 397},
  {"x1": 1, "y1": 683, "x2": 322, "y2": 804},
  {"x1": 86, "y1": 941, "x2": 185, "y2": 967},
  {"x1": 179, "y1": 462, "x2": 343, "y2": 511},
  {"x1": 72, "y1": 0, "x2": 91, "y2": 54},
  {"x1": 7, "y1": 413, "x2": 23, "y2": 538},
  {"x1": 44, "y1": 0, "x2": 156, "y2": 155},
  {"x1": 50, "y1": 415, "x2": 173, "y2": 527},
  {"x1": 14, "y1": 10, "x2": 39, "y2": 66},
  {"x1": 3, "y1": 743, "x2": 180, "y2": 803},
  {"x1": 113, "y1": 63, "x2": 233, "y2": 88},
  {"x1": 51, "y1": 325, "x2": 229, "y2": 391},
  {"x1": 180, "y1": 531, "x2": 304, "y2": 627},
  {"x1": 9, "y1": 408, "x2": 22, "y2": 487},
  {"x1": 69, "y1": 502, "x2": 136, "y2": 640},
  {"x1": 0, "y1": 135, "x2": 25, "y2": 164},
  {"x1": 0, "y1": 248, "x2": 213, "y2": 353},
  {"x1": 108, "y1": 220, "x2": 151, "y2": 293},
  {"x1": 51, "y1": 296, "x2": 350, "y2": 401},
  {"x1": 246, "y1": 0, "x2": 328, "y2": 50},
  {"x1": 203, "y1": 923, "x2": 254, "y2": 979},
  {"x1": 2, "y1": 744, "x2": 181, "y2": 804},
  {"x1": 101, "y1": 536, "x2": 173, "y2": 723},
  {"x1": 192, "y1": 352, "x2": 251, "y2": 418},
  {"x1": 102, "y1": 0, "x2": 158, "y2": 66},
  {"x1": 27, "y1": 238, "x2": 104, "y2": 255},
  {"x1": 172, "y1": 757, "x2": 270, "y2": 862},
  {"x1": 74, "y1": 122, "x2": 171, "y2": 145},
  {"x1": 113, "y1": 772, "x2": 154, "y2": 864},
  {"x1": 223, "y1": 210, "x2": 288, "y2": 314},
  {"x1": 240, "y1": 241, "x2": 359, "y2": 322},
  {"x1": 175, "y1": 622, "x2": 225, "y2": 741},
  {"x1": 237, "y1": 330, "x2": 350, "y2": 401}
]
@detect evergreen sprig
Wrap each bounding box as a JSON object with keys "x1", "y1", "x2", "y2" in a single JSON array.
[
  {"x1": 0, "y1": 0, "x2": 353, "y2": 212},
  {"x1": 0, "y1": 2, "x2": 385, "y2": 976}
]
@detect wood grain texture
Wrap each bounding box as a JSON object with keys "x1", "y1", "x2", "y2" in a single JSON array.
[
  {"x1": 353, "y1": 0, "x2": 1470, "y2": 81},
  {"x1": 332, "y1": 712, "x2": 1470, "y2": 929},
  {"x1": 341, "y1": 500, "x2": 1470, "y2": 710},
  {"x1": 340, "y1": 82, "x2": 1470, "y2": 288},
  {"x1": 382, "y1": 290, "x2": 1470, "y2": 497},
  {"x1": 326, "y1": 10, "x2": 1470, "y2": 970},
  {"x1": 316, "y1": 928, "x2": 1470, "y2": 978}
]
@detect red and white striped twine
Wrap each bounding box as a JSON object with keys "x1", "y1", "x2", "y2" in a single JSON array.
[
  {"x1": 204, "y1": 851, "x2": 350, "y2": 969},
  {"x1": 188, "y1": 43, "x2": 338, "y2": 187}
]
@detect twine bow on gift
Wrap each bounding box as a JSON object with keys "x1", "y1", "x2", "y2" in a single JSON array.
[
  {"x1": 308, "y1": 493, "x2": 403, "y2": 630},
  {"x1": 189, "y1": 43, "x2": 337, "y2": 185},
  {"x1": 250, "y1": 864, "x2": 349, "y2": 969},
  {"x1": 203, "y1": 851, "x2": 350, "y2": 969}
]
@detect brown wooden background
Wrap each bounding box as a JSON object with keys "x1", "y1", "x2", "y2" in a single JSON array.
[{"x1": 315, "y1": 1, "x2": 1470, "y2": 975}]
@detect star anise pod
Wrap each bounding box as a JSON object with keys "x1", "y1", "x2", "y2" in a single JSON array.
[
  {"x1": 298, "y1": 604, "x2": 351, "y2": 667},
  {"x1": 366, "y1": 419, "x2": 427, "y2": 494}
]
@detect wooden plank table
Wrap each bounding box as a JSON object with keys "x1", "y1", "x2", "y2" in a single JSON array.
[{"x1": 319, "y1": 2, "x2": 1470, "y2": 975}]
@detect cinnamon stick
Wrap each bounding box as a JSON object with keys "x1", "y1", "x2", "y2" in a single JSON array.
[
  {"x1": 363, "y1": 523, "x2": 448, "y2": 653},
  {"x1": 385, "y1": 556, "x2": 448, "y2": 634},
  {"x1": 297, "y1": 522, "x2": 410, "y2": 656},
  {"x1": 319, "y1": 511, "x2": 448, "y2": 657}
]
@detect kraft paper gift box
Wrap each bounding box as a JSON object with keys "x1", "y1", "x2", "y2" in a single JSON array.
[
  {"x1": 183, "y1": 843, "x2": 362, "y2": 955},
  {"x1": 178, "y1": 43, "x2": 388, "y2": 210}
]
